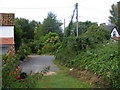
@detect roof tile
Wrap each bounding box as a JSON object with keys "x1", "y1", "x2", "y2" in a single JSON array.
[{"x1": 0, "y1": 37, "x2": 15, "y2": 44}]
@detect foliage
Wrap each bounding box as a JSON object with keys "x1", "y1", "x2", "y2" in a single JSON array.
[
  {"x1": 37, "y1": 49, "x2": 41, "y2": 55},
  {"x1": 28, "y1": 40, "x2": 42, "y2": 54},
  {"x1": 14, "y1": 18, "x2": 39, "y2": 50},
  {"x1": 55, "y1": 22, "x2": 120, "y2": 88},
  {"x1": 42, "y1": 12, "x2": 63, "y2": 35},
  {"x1": 34, "y1": 23, "x2": 43, "y2": 40},
  {"x1": 65, "y1": 21, "x2": 105, "y2": 37},
  {"x1": 2, "y1": 55, "x2": 19, "y2": 88},
  {"x1": 17, "y1": 44, "x2": 31, "y2": 61},
  {"x1": 34, "y1": 12, "x2": 63, "y2": 40},
  {"x1": 109, "y1": 1, "x2": 120, "y2": 34},
  {"x1": 2, "y1": 54, "x2": 50, "y2": 88},
  {"x1": 109, "y1": 3, "x2": 118, "y2": 26},
  {"x1": 78, "y1": 21, "x2": 97, "y2": 35},
  {"x1": 41, "y1": 32, "x2": 61, "y2": 54},
  {"x1": 56, "y1": 38, "x2": 120, "y2": 88},
  {"x1": 63, "y1": 24, "x2": 110, "y2": 52},
  {"x1": 117, "y1": 1, "x2": 120, "y2": 34},
  {"x1": 14, "y1": 25, "x2": 23, "y2": 50},
  {"x1": 15, "y1": 12, "x2": 63, "y2": 54},
  {"x1": 15, "y1": 18, "x2": 38, "y2": 40}
]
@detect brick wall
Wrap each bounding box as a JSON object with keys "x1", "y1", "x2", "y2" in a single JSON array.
[{"x1": 0, "y1": 13, "x2": 15, "y2": 26}]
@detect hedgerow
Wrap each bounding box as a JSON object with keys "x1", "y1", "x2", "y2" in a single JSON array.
[{"x1": 55, "y1": 24, "x2": 120, "y2": 88}]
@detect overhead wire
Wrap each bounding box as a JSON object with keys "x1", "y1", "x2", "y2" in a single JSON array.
[
  {"x1": 0, "y1": 4, "x2": 111, "y2": 23},
  {"x1": 0, "y1": 6, "x2": 74, "y2": 10}
]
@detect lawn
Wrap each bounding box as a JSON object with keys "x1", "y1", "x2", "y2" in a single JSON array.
[
  {"x1": 35, "y1": 60, "x2": 91, "y2": 88},
  {"x1": 35, "y1": 71, "x2": 91, "y2": 88}
]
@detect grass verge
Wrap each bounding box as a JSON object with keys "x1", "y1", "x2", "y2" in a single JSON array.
[{"x1": 35, "y1": 59, "x2": 91, "y2": 88}]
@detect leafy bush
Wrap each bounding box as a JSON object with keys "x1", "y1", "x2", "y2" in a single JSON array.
[
  {"x1": 55, "y1": 24, "x2": 119, "y2": 88},
  {"x1": 19, "y1": 54, "x2": 26, "y2": 61},
  {"x1": 56, "y1": 41, "x2": 120, "y2": 88},
  {"x1": 2, "y1": 55, "x2": 19, "y2": 88},
  {"x1": 40, "y1": 32, "x2": 62, "y2": 54},
  {"x1": 28, "y1": 40, "x2": 42, "y2": 53},
  {"x1": 37, "y1": 49, "x2": 41, "y2": 55},
  {"x1": 17, "y1": 44, "x2": 31, "y2": 61},
  {"x1": 2, "y1": 54, "x2": 50, "y2": 88}
]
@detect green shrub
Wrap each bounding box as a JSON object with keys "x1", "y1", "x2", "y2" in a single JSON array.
[
  {"x1": 2, "y1": 54, "x2": 49, "y2": 88},
  {"x1": 56, "y1": 41, "x2": 120, "y2": 88},
  {"x1": 40, "y1": 32, "x2": 62, "y2": 54},
  {"x1": 19, "y1": 54, "x2": 26, "y2": 61},
  {"x1": 55, "y1": 24, "x2": 119, "y2": 88},
  {"x1": 37, "y1": 49, "x2": 41, "y2": 55},
  {"x1": 17, "y1": 44, "x2": 31, "y2": 61},
  {"x1": 2, "y1": 55, "x2": 19, "y2": 88}
]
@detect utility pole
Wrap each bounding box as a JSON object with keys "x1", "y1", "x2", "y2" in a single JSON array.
[{"x1": 76, "y1": 3, "x2": 78, "y2": 36}]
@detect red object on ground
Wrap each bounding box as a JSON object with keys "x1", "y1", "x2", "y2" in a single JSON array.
[
  {"x1": 14, "y1": 66, "x2": 21, "y2": 80},
  {"x1": 16, "y1": 75, "x2": 20, "y2": 80},
  {"x1": 14, "y1": 67, "x2": 21, "y2": 75}
]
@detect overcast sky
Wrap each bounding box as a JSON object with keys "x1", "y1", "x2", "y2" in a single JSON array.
[{"x1": 0, "y1": 0, "x2": 120, "y2": 28}]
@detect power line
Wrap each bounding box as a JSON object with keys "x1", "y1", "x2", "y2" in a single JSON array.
[
  {"x1": 0, "y1": 6, "x2": 74, "y2": 10},
  {"x1": 79, "y1": 16, "x2": 109, "y2": 21}
]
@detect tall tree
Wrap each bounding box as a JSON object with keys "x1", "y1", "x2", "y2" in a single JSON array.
[
  {"x1": 65, "y1": 21, "x2": 97, "y2": 37},
  {"x1": 42, "y1": 12, "x2": 62, "y2": 35},
  {"x1": 34, "y1": 12, "x2": 63, "y2": 40},
  {"x1": 117, "y1": 1, "x2": 120, "y2": 34},
  {"x1": 15, "y1": 18, "x2": 39, "y2": 50},
  {"x1": 14, "y1": 25, "x2": 23, "y2": 50},
  {"x1": 15, "y1": 18, "x2": 38, "y2": 41},
  {"x1": 109, "y1": 3, "x2": 118, "y2": 26}
]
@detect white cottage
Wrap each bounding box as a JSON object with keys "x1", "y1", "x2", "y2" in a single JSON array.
[
  {"x1": 111, "y1": 28, "x2": 120, "y2": 37},
  {"x1": 0, "y1": 13, "x2": 15, "y2": 55},
  {"x1": 104, "y1": 24, "x2": 120, "y2": 41}
]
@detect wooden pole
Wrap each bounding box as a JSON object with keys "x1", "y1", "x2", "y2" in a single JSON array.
[{"x1": 76, "y1": 3, "x2": 78, "y2": 36}]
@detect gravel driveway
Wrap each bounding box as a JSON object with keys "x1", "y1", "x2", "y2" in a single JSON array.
[{"x1": 20, "y1": 55, "x2": 59, "y2": 74}]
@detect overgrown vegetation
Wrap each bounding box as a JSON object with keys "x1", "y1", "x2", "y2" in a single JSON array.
[
  {"x1": 3, "y1": 2, "x2": 120, "y2": 88},
  {"x1": 55, "y1": 23, "x2": 120, "y2": 88},
  {"x1": 14, "y1": 12, "x2": 63, "y2": 55},
  {"x1": 2, "y1": 54, "x2": 50, "y2": 88}
]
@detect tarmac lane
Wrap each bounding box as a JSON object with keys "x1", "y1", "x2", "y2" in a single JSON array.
[{"x1": 20, "y1": 55, "x2": 59, "y2": 74}]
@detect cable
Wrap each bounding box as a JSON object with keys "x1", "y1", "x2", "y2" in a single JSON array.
[
  {"x1": 0, "y1": 6, "x2": 74, "y2": 10},
  {"x1": 79, "y1": 16, "x2": 108, "y2": 21}
]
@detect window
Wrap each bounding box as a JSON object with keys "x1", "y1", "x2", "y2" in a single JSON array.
[{"x1": 113, "y1": 31, "x2": 116, "y2": 37}]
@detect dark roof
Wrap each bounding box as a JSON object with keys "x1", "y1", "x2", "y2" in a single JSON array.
[{"x1": 103, "y1": 24, "x2": 116, "y2": 32}]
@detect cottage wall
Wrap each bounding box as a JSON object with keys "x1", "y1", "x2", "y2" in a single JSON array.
[
  {"x1": 111, "y1": 28, "x2": 120, "y2": 37},
  {"x1": 0, "y1": 45, "x2": 11, "y2": 55},
  {"x1": 0, "y1": 26, "x2": 14, "y2": 38},
  {"x1": 0, "y1": 13, "x2": 15, "y2": 55}
]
